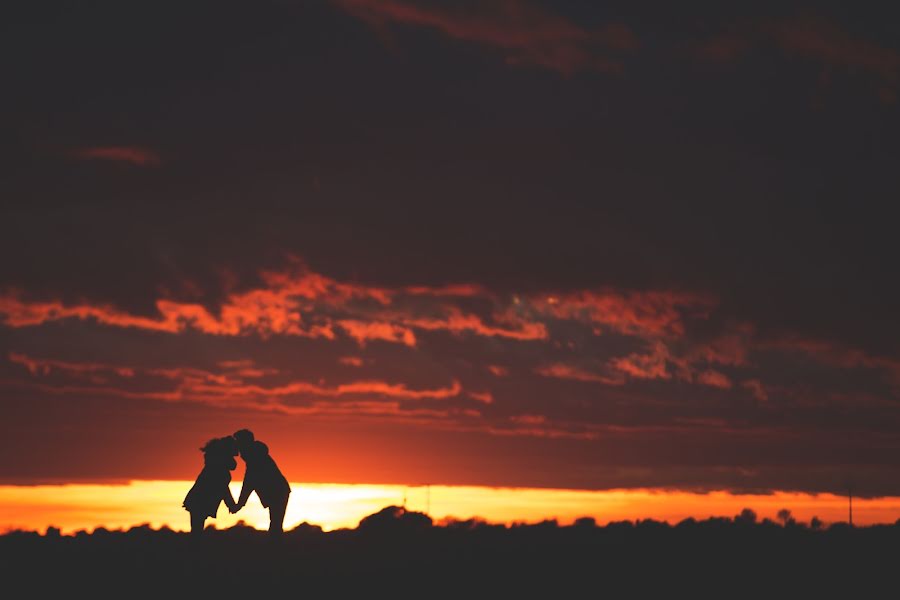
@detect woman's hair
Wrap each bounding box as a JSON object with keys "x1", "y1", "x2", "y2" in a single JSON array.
[
  {"x1": 200, "y1": 436, "x2": 238, "y2": 457},
  {"x1": 199, "y1": 437, "x2": 238, "y2": 470}
]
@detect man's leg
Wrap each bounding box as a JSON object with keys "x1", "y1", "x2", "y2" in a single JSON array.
[{"x1": 268, "y1": 494, "x2": 289, "y2": 535}]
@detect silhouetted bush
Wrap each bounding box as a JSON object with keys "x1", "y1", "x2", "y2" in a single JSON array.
[{"x1": 357, "y1": 505, "x2": 433, "y2": 534}]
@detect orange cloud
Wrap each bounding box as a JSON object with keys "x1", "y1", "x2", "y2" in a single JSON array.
[
  {"x1": 260, "y1": 267, "x2": 393, "y2": 305},
  {"x1": 0, "y1": 264, "x2": 723, "y2": 361},
  {"x1": 339, "y1": 356, "x2": 365, "y2": 367},
  {"x1": 334, "y1": 0, "x2": 636, "y2": 74},
  {"x1": 71, "y1": 146, "x2": 161, "y2": 166},
  {"x1": 400, "y1": 306, "x2": 547, "y2": 341},
  {"x1": 0, "y1": 294, "x2": 179, "y2": 332},
  {"x1": 338, "y1": 320, "x2": 417, "y2": 347}
]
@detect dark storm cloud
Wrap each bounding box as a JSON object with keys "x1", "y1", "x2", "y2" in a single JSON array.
[
  {"x1": 69, "y1": 146, "x2": 162, "y2": 167},
  {"x1": 694, "y1": 15, "x2": 900, "y2": 102},
  {"x1": 333, "y1": 0, "x2": 638, "y2": 74},
  {"x1": 2, "y1": 1, "x2": 900, "y2": 495}
]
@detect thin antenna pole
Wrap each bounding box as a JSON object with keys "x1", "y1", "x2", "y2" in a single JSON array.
[{"x1": 849, "y1": 487, "x2": 853, "y2": 526}]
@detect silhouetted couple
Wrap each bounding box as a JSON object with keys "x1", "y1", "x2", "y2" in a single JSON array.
[{"x1": 182, "y1": 429, "x2": 291, "y2": 536}]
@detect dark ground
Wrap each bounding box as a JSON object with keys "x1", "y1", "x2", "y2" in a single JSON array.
[{"x1": 2, "y1": 506, "x2": 896, "y2": 596}]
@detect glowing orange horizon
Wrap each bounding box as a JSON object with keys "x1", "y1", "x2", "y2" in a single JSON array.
[{"x1": 2, "y1": 481, "x2": 898, "y2": 535}]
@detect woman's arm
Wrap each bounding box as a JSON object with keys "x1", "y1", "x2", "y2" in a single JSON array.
[{"x1": 223, "y1": 484, "x2": 238, "y2": 512}]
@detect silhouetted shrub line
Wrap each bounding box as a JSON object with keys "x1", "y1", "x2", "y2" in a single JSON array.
[{"x1": 3, "y1": 506, "x2": 896, "y2": 594}]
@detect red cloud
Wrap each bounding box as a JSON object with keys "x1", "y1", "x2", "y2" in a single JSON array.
[
  {"x1": 334, "y1": 0, "x2": 636, "y2": 74},
  {"x1": 8, "y1": 352, "x2": 462, "y2": 406},
  {"x1": 162, "y1": 372, "x2": 462, "y2": 402},
  {"x1": 763, "y1": 336, "x2": 900, "y2": 378},
  {"x1": 610, "y1": 341, "x2": 672, "y2": 380},
  {"x1": 468, "y1": 390, "x2": 494, "y2": 404},
  {"x1": 217, "y1": 359, "x2": 278, "y2": 378},
  {"x1": 487, "y1": 365, "x2": 509, "y2": 377},
  {"x1": 535, "y1": 363, "x2": 623, "y2": 385},
  {"x1": 330, "y1": 379, "x2": 461, "y2": 399},
  {"x1": 695, "y1": 17, "x2": 900, "y2": 102},
  {"x1": 694, "y1": 33, "x2": 751, "y2": 63},
  {"x1": 0, "y1": 293, "x2": 336, "y2": 339},
  {"x1": 71, "y1": 146, "x2": 161, "y2": 166},
  {"x1": 509, "y1": 414, "x2": 546, "y2": 426},
  {"x1": 9, "y1": 352, "x2": 135, "y2": 378},
  {"x1": 689, "y1": 330, "x2": 751, "y2": 367},
  {"x1": 768, "y1": 17, "x2": 900, "y2": 85},
  {"x1": 404, "y1": 283, "x2": 485, "y2": 297},
  {"x1": 339, "y1": 356, "x2": 365, "y2": 367},
  {"x1": 696, "y1": 369, "x2": 733, "y2": 389},
  {"x1": 6, "y1": 352, "x2": 623, "y2": 441},
  {"x1": 742, "y1": 379, "x2": 768, "y2": 402},
  {"x1": 536, "y1": 290, "x2": 714, "y2": 337}
]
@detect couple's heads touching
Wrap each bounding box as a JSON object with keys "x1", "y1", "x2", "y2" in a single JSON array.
[
  {"x1": 200, "y1": 428, "x2": 266, "y2": 468},
  {"x1": 233, "y1": 428, "x2": 272, "y2": 464}
]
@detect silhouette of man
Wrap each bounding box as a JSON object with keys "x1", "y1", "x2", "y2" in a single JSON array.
[{"x1": 232, "y1": 429, "x2": 291, "y2": 535}]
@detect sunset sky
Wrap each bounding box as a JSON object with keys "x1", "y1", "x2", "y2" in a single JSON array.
[{"x1": 3, "y1": 1, "x2": 900, "y2": 531}]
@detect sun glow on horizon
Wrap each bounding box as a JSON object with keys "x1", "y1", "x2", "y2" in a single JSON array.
[{"x1": 2, "y1": 481, "x2": 899, "y2": 535}]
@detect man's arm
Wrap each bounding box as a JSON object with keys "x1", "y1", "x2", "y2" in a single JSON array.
[{"x1": 223, "y1": 485, "x2": 238, "y2": 512}]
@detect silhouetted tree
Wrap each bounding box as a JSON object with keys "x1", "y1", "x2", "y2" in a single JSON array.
[
  {"x1": 735, "y1": 508, "x2": 758, "y2": 524},
  {"x1": 777, "y1": 508, "x2": 795, "y2": 527}
]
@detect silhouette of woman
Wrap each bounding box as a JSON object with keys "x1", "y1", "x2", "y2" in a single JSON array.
[{"x1": 182, "y1": 436, "x2": 239, "y2": 535}]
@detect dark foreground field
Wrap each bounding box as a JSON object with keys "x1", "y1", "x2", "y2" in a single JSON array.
[{"x1": 2, "y1": 506, "x2": 897, "y2": 596}]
